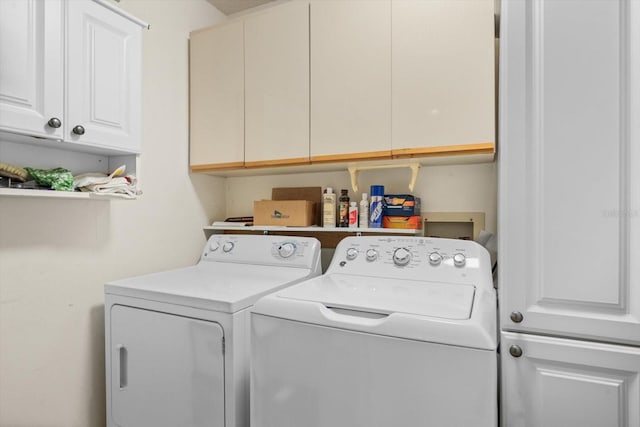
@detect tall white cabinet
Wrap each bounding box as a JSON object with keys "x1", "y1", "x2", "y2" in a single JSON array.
[{"x1": 499, "y1": 0, "x2": 640, "y2": 425}]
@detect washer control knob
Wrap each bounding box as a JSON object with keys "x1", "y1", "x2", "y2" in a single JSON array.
[
  {"x1": 428, "y1": 252, "x2": 443, "y2": 266},
  {"x1": 278, "y1": 242, "x2": 296, "y2": 258},
  {"x1": 209, "y1": 241, "x2": 220, "y2": 252},
  {"x1": 393, "y1": 248, "x2": 411, "y2": 266},
  {"x1": 222, "y1": 241, "x2": 234, "y2": 253},
  {"x1": 365, "y1": 249, "x2": 378, "y2": 262},
  {"x1": 453, "y1": 253, "x2": 466, "y2": 267},
  {"x1": 346, "y1": 247, "x2": 358, "y2": 260}
]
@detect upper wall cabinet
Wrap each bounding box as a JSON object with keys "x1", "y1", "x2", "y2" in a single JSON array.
[
  {"x1": 244, "y1": 1, "x2": 309, "y2": 167},
  {"x1": 391, "y1": 0, "x2": 495, "y2": 156},
  {"x1": 190, "y1": 20, "x2": 244, "y2": 170},
  {"x1": 0, "y1": 0, "x2": 145, "y2": 156},
  {"x1": 66, "y1": 0, "x2": 142, "y2": 154},
  {"x1": 189, "y1": 0, "x2": 495, "y2": 175},
  {"x1": 309, "y1": 0, "x2": 391, "y2": 162},
  {"x1": 0, "y1": 0, "x2": 64, "y2": 140}
]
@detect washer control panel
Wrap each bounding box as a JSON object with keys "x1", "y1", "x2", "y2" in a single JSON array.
[
  {"x1": 201, "y1": 234, "x2": 321, "y2": 269},
  {"x1": 329, "y1": 236, "x2": 491, "y2": 286}
]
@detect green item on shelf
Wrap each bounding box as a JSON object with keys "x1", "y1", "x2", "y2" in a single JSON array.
[{"x1": 25, "y1": 167, "x2": 75, "y2": 191}]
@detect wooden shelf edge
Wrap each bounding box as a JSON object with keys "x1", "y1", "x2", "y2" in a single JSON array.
[
  {"x1": 190, "y1": 161, "x2": 245, "y2": 172},
  {"x1": 203, "y1": 225, "x2": 422, "y2": 248},
  {"x1": 244, "y1": 157, "x2": 310, "y2": 168},
  {"x1": 191, "y1": 142, "x2": 495, "y2": 175},
  {"x1": 391, "y1": 142, "x2": 495, "y2": 158},
  {"x1": 310, "y1": 150, "x2": 392, "y2": 164}
]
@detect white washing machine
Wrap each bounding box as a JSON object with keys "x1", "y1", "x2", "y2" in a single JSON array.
[
  {"x1": 104, "y1": 234, "x2": 321, "y2": 427},
  {"x1": 251, "y1": 236, "x2": 497, "y2": 427}
]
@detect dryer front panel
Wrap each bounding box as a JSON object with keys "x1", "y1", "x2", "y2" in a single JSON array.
[{"x1": 109, "y1": 305, "x2": 224, "y2": 427}]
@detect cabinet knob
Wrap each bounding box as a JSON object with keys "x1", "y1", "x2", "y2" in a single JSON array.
[
  {"x1": 509, "y1": 345, "x2": 523, "y2": 358},
  {"x1": 72, "y1": 125, "x2": 85, "y2": 135},
  {"x1": 47, "y1": 117, "x2": 62, "y2": 128},
  {"x1": 510, "y1": 311, "x2": 524, "y2": 323}
]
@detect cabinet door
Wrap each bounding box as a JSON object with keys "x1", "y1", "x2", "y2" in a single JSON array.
[
  {"x1": 0, "y1": 0, "x2": 63, "y2": 139},
  {"x1": 501, "y1": 332, "x2": 640, "y2": 427},
  {"x1": 190, "y1": 21, "x2": 244, "y2": 170},
  {"x1": 244, "y1": 1, "x2": 309, "y2": 167},
  {"x1": 310, "y1": 0, "x2": 391, "y2": 162},
  {"x1": 66, "y1": 0, "x2": 142, "y2": 154},
  {"x1": 109, "y1": 305, "x2": 225, "y2": 427},
  {"x1": 392, "y1": 0, "x2": 494, "y2": 154},
  {"x1": 499, "y1": 0, "x2": 640, "y2": 345}
]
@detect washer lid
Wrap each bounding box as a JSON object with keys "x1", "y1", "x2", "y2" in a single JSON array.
[{"x1": 278, "y1": 274, "x2": 475, "y2": 320}]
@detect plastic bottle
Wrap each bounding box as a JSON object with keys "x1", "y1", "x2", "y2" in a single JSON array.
[
  {"x1": 322, "y1": 187, "x2": 337, "y2": 228},
  {"x1": 359, "y1": 193, "x2": 369, "y2": 228},
  {"x1": 348, "y1": 202, "x2": 358, "y2": 228},
  {"x1": 369, "y1": 185, "x2": 384, "y2": 228},
  {"x1": 338, "y1": 189, "x2": 350, "y2": 227}
]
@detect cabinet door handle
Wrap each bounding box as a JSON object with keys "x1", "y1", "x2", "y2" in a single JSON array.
[
  {"x1": 72, "y1": 125, "x2": 85, "y2": 135},
  {"x1": 116, "y1": 344, "x2": 128, "y2": 389},
  {"x1": 509, "y1": 345, "x2": 523, "y2": 358},
  {"x1": 47, "y1": 117, "x2": 62, "y2": 128},
  {"x1": 510, "y1": 311, "x2": 524, "y2": 323}
]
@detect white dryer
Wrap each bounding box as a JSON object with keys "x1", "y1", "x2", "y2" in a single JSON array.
[
  {"x1": 104, "y1": 234, "x2": 321, "y2": 427},
  {"x1": 251, "y1": 236, "x2": 497, "y2": 427}
]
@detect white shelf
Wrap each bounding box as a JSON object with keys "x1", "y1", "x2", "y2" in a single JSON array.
[
  {"x1": 0, "y1": 188, "x2": 136, "y2": 200},
  {"x1": 204, "y1": 225, "x2": 421, "y2": 235}
]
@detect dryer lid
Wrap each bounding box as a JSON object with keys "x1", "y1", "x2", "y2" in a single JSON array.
[{"x1": 277, "y1": 273, "x2": 475, "y2": 320}]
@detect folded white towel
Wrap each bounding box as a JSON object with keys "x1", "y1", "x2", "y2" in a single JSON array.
[{"x1": 73, "y1": 165, "x2": 140, "y2": 199}]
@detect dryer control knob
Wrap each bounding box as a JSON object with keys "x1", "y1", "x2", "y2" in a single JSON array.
[
  {"x1": 222, "y1": 241, "x2": 234, "y2": 253},
  {"x1": 346, "y1": 248, "x2": 358, "y2": 260},
  {"x1": 428, "y1": 252, "x2": 443, "y2": 266},
  {"x1": 393, "y1": 248, "x2": 411, "y2": 266},
  {"x1": 453, "y1": 253, "x2": 466, "y2": 267},
  {"x1": 365, "y1": 249, "x2": 378, "y2": 262},
  {"x1": 209, "y1": 241, "x2": 220, "y2": 252},
  {"x1": 278, "y1": 242, "x2": 296, "y2": 258}
]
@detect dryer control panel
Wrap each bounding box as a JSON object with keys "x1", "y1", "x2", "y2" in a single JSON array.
[
  {"x1": 201, "y1": 234, "x2": 321, "y2": 271},
  {"x1": 328, "y1": 236, "x2": 492, "y2": 290}
]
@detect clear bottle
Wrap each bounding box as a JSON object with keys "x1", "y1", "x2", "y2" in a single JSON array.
[
  {"x1": 322, "y1": 187, "x2": 337, "y2": 228},
  {"x1": 338, "y1": 189, "x2": 350, "y2": 227},
  {"x1": 348, "y1": 202, "x2": 358, "y2": 228},
  {"x1": 359, "y1": 193, "x2": 369, "y2": 228}
]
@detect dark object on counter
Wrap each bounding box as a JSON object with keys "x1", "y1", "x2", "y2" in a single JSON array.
[{"x1": 338, "y1": 189, "x2": 350, "y2": 227}]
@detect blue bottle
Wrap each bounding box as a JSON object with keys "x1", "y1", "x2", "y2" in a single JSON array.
[{"x1": 369, "y1": 185, "x2": 384, "y2": 228}]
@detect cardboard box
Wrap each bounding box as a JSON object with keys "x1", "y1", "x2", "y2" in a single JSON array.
[
  {"x1": 272, "y1": 187, "x2": 322, "y2": 226},
  {"x1": 382, "y1": 215, "x2": 423, "y2": 229},
  {"x1": 383, "y1": 194, "x2": 421, "y2": 216},
  {"x1": 253, "y1": 200, "x2": 315, "y2": 226}
]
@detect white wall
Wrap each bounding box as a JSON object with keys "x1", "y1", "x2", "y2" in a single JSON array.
[
  {"x1": 225, "y1": 162, "x2": 498, "y2": 233},
  {"x1": 0, "y1": 1, "x2": 225, "y2": 425}
]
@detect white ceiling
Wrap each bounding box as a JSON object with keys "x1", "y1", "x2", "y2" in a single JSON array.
[{"x1": 207, "y1": 0, "x2": 275, "y2": 15}]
